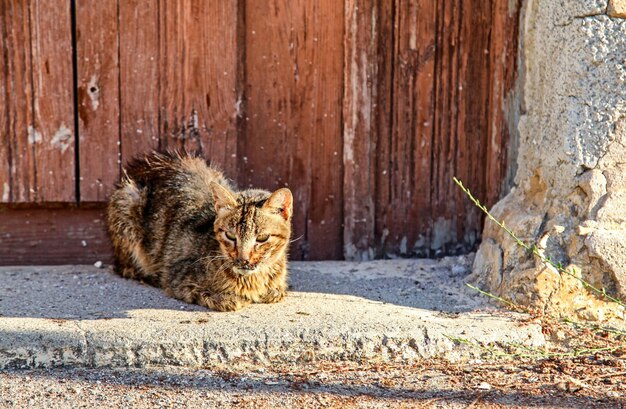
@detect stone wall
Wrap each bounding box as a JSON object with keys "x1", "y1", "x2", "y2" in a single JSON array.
[{"x1": 472, "y1": 0, "x2": 626, "y2": 321}]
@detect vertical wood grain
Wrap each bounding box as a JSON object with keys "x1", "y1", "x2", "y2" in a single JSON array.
[
  {"x1": 0, "y1": 0, "x2": 523, "y2": 263},
  {"x1": 371, "y1": 0, "x2": 520, "y2": 258},
  {"x1": 157, "y1": 0, "x2": 184, "y2": 154},
  {"x1": 29, "y1": 1, "x2": 75, "y2": 202},
  {"x1": 118, "y1": 0, "x2": 240, "y2": 176},
  {"x1": 342, "y1": 0, "x2": 394, "y2": 260},
  {"x1": 0, "y1": 1, "x2": 74, "y2": 203},
  {"x1": 179, "y1": 0, "x2": 240, "y2": 176},
  {"x1": 377, "y1": 0, "x2": 437, "y2": 257},
  {"x1": 118, "y1": 0, "x2": 160, "y2": 160},
  {"x1": 1, "y1": 0, "x2": 37, "y2": 203},
  {"x1": 453, "y1": 0, "x2": 494, "y2": 249},
  {"x1": 76, "y1": 0, "x2": 121, "y2": 202},
  {"x1": 430, "y1": 0, "x2": 463, "y2": 255},
  {"x1": 0, "y1": 1, "x2": 11, "y2": 203},
  {"x1": 242, "y1": 0, "x2": 344, "y2": 260}
]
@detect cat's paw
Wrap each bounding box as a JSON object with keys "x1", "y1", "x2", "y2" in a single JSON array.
[
  {"x1": 202, "y1": 293, "x2": 250, "y2": 312},
  {"x1": 262, "y1": 288, "x2": 286, "y2": 304}
]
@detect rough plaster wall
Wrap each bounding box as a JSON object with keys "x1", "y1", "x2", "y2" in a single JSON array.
[{"x1": 472, "y1": 0, "x2": 626, "y2": 321}]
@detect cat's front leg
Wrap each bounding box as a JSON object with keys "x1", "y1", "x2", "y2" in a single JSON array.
[
  {"x1": 200, "y1": 292, "x2": 251, "y2": 312},
  {"x1": 261, "y1": 286, "x2": 286, "y2": 304}
]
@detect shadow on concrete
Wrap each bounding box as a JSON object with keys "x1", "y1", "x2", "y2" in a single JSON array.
[
  {"x1": 0, "y1": 267, "x2": 205, "y2": 319},
  {"x1": 0, "y1": 257, "x2": 484, "y2": 320},
  {"x1": 288, "y1": 258, "x2": 482, "y2": 312}
]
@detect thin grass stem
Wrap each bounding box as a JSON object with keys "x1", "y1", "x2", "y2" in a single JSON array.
[{"x1": 453, "y1": 177, "x2": 626, "y2": 309}]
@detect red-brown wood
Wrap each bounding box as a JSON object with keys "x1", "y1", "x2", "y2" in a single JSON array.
[
  {"x1": 118, "y1": 0, "x2": 240, "y2": 176},
  {"x1": 179, "y1": 0, "x2": 240, "y2": 176},
  {"x1": 242, "y1": 0, "x2": 344, "y2": 260},
  {"x1": 157, "y1": 0, "x2": 184, "y2": 155},
  {"x1": 76, "y1": 0, "x2": 121, "y2": 202},
  {"x1": 29, "y1": 1, "x2": 76, "y2": 202},
  {"x1": 0, "y1": 207, "x2": 112, "y2": 265},
  {"x1": 0, "y1": 0, "x2": 522, "y2": 264},
  {"x1": 0, "y1": 1, "x2": 11, "y2": 203},
  {"x1": 430, "y1": 0, "x2": 463, "y2": 255},
  {"x1": 118, "y1": 0, "x2": 160, "y2": 160},
  {"x1": 453, "y1": 0, "x2": 494, "y2": 249},
  {"x1": 363, "y1": 0, "x2": 520, "y2": 259},
  {"x1": 343, "y1": 0, "x2": 394, "y2": 260},
  {"x1": 1, "y1": 0, "x2": 36, "y2": 203},
  {"x1": 376, "y1": 0, "x2": 438, "y2": 257},
  {"x1": 0, "y1": 1, "x2": 74, "y2": 203}
]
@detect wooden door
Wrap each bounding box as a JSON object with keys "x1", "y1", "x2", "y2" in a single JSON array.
[{"x1": 0, "y1": 0, "x2": 522, "y2": 264}]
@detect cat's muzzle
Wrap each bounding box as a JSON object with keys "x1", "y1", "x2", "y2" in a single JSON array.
[{"x1": 233, "y1": 260, "x2": 258, "y2": 275}]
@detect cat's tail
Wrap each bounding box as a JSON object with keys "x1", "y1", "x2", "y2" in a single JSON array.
[{"x1": 121, "y1": 150, "x2": 198, "y2": 187}]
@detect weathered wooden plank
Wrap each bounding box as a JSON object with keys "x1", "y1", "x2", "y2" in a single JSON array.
[
  {"x1": 342, "y1": 0, "x2": 394, "y2": 260},
  {"x1": 179, "y1": 0, "x2": 240, "y2": 176},
  {"x1": 378, "y1": 0, "x2": 437, "y2": 257},
  {"x1": 157, "y1": 0, "x2": 184, "y2": 153},
  {"x1": 375, "y1": 0, "x2": 517, "y2": 258},
  {"x1": 0, "y1": 2, "x2": 10, "y2": 203},
  {"x1": 76, "y1": 0, "x2": 121, "y2": 202},
  {"x1": 0, "y1": 207, "x2": 112, "y2": 265},
  {"x1": 453, "y1": 0, "x2": 494, "y2": 249},
  {"x1": 118, "y1": 0, "x2": 160, "y2": 161},
  {"x1": 116, "y1": 0, "x2": 240, "y2": 176},
  {"x1": 1, "y1": 1, "x2": 37, "y2": 203},
  {"x1": 243, "y1": 0, "x2": 344, "y2": 260},
  {"x1": 430, "y1": 0, "x2": 463, "y2": 255},
  {"x1": 486, "y1": 0, "x2": 521, "y2": 206},
  {"x1": 30, "y1": 0, "x2": 75, "y2": 202}
]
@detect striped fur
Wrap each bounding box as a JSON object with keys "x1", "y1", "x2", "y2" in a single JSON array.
[{"x1": 106, "y1": 151, "x2": 292, "y2": 311}]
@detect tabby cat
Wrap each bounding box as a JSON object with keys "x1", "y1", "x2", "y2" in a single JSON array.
[{"x1": 105, "y1": 151, "x2": 293, "y2": 312}]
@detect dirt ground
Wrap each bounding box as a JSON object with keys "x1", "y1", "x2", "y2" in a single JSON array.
[{"x1": 1, "y1": 355, "x2": 624, "y2": 408}]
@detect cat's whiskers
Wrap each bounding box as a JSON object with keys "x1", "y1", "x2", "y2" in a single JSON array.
[
  {"x1": 192, "y1": 253, "x2": 229, "y2": 267},
  {"x1": 214, "y1": 260, "x2": 233, "y2": 277},
  {"x1": 289, "y1": 234, "x2": 304, "y2": 244}
]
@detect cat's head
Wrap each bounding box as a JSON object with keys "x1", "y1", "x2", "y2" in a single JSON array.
[{"x1": 209, "y1": 182, "x2": 293, "y2": 276}]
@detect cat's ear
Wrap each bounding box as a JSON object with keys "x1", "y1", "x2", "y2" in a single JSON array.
[
  {"x1": 263, "y1": 188, "x2": 293, "y2": 221},
  {"x1": 209, "y1": 182, "x2": 237, "y2": 213}
]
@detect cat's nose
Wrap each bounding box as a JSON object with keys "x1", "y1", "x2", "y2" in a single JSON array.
[
  {"x1": 236, "y1": 250, "x2": 252, "y2": 262},
  {"x1": 236, "y1": 260, "x2": 255, "y2": 270}
]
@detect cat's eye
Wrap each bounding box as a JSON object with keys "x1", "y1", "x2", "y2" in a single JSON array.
[
  {"x1": 256, "y1": 234, "x2": 270, "y2": 243},
  {"x1": 224, "y1": 231, "x2": 237, "y2": 241}
]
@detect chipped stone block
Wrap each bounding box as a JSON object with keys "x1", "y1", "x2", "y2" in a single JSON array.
[
  {"x1": 608, "y1": 0, "x2": 626, "y2": 18},
  {"x1": 586, "y1": 230, "x2": 626, "y2": 296}
]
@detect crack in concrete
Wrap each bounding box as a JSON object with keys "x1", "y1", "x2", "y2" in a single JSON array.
[
  {"x1": 554, "y1": 13, "x2": 609, "y2": 27},
  {"x1": 72, "y1": 321, "x2": 91, "y2": 366}
]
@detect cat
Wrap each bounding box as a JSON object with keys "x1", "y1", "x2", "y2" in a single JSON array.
[{"x1": 105, "y1": 150, "x2": 293, "y2": 312}]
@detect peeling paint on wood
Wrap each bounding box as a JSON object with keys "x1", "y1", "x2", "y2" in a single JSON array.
[
  {"x1": 28, "y1": 127, "x2": 42, "y2": 145},
  {"x1": 51, "y1": 124, "x2": 72, "y2": 153},
  {"x1": 86, "y1": 75, "x2": 100, "y2": 111},
  {"x1": 1, "y1": 183, "x2": 9, "y2": 202},
  {"x1": 342, "y1": 0, "x2": 392, "y2": 261}
]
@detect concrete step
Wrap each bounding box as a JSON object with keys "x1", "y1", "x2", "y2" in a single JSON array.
[{"x1": 0, "y1": 256, "x2": 544, "y2": 369}]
